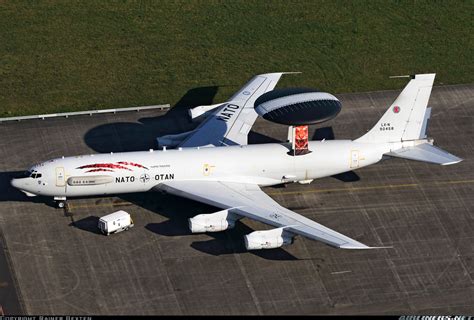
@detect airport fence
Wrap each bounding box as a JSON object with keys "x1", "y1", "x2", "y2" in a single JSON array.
[{"x1": 0, "y1": 104, "x2": 171, "y2": 122}]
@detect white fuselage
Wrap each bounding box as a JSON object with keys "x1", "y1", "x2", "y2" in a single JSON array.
[{"x1": 12, "y1": 140, "x2": 391, "y2": 198}]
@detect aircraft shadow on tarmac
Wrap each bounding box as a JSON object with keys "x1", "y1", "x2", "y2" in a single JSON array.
[
  {"x1": 84, "y1": 86, "x2": 218, "y2": 153},
  {"x1": 0, "y1": 171, "x2": 58, "y2": 206},
  {"x1": 120, "y1": 191, "x2": 299, "y2": 261},
  {"x1": 0, "y1": 171, "x2": 28, "y2": 202},
  {"x1": 83, "y1": 85, "x2": 281, "y2": 153}
]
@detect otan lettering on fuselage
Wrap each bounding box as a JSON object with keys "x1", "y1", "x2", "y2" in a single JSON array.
[
  {"x1": 216, "y1": 104, "x2": 240, "y2": 122},
  {"x1": 116, "y1": 176, "x2": 135, "y2": 183},
  {"x1": 155, "y1": 173, "x2": 175, "y2": 181}
]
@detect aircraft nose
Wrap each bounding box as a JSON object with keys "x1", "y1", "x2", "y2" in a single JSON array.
[
  {"x1": 10, "y1": 177, "x2": 38, "y2": 197},
  {"x1": 10, "y1": 178, "x2": 20, "y2": 189},
  {"x1": 11, "y1": 177, "x2": 28, "y2": 190}
]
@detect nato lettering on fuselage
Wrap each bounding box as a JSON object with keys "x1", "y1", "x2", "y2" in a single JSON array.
[
  {"x1": 216, "y1": 104, "x2": 240, "y2": 122},
  {"x1": 116, "y1": 176, "x2": 135, "y2": 183},
  {"x1": 155, "y1": 173, "x2": 175, "y2": 181},
  {"x1": 115, "y1": 174, "x2": 175, "y2": 183}
]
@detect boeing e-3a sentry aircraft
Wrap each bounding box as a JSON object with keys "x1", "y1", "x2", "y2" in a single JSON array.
[{"x1": 11, "y1": 73, "x2": 462, "y2": 250}]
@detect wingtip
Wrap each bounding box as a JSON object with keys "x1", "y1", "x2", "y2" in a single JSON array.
[
  {"x1": 441, "y1": 158, "x2": 463, "y2": 166},
  {"x1": 339, "y1": 244, "x2": 393, "y2": 250},
  {"x1": 259, "y1": 72, "x2": 302, "y2": 78}
]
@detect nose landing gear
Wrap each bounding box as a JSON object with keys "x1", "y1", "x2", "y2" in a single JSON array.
[{"x1": 54, "y1": 196, "x2": 67, "y2": 209}]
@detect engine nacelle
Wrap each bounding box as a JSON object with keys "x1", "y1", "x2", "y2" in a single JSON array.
[
  {"x1": 244, "y1": 227, "x2": 294, "y2": 250},
  {"x1": 188, "y1": 103, "x2": 223, "y2": 122},
  {"x1": 188, "y1": 209, "x2": 240, "y2": 233},
  {"x1": 156, "y1": 130, "x2": 195, "y2": 149}
]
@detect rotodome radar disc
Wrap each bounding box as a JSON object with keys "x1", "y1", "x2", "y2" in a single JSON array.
[{"x1": 254, "y1": 88, "x2": 342, "y2": 126}]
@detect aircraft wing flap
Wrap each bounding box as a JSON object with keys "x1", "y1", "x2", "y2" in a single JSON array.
[{"x1": 158, "y1": 180, "x2": 380, "y2": 249}]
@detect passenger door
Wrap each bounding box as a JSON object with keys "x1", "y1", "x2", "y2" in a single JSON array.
[
  {"x1": 55, "y1": 166, "x2": 68, "y2": 195},
  {"x1": 56, "y1": 167, "x2": 65, "y2": 187}
]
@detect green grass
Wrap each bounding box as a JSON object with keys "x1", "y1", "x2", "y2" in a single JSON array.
[{"x1": 0, "y1": 0, "x2": 472, "y2": 116}]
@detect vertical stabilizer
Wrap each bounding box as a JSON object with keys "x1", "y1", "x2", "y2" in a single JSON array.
[{"x1": 356, "y1": 74, "x2": 435, "y2": 143}]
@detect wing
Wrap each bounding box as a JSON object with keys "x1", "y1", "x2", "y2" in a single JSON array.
[
  {"x1": 159, "y1": 180, "x2": 386, "y2": 249},
  {"x1": 178, "y1": 73, "x2": 289, "y2": 148}
]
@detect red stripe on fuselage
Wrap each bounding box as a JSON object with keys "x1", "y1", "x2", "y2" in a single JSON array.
[
  {"x1": 85, "y1": 169, "x2": 115, "y2": 173},
  {"x1": 77, "y1": 163, "x2": 132, "y2": 171},
  {"x1": 116, "y1": 161, "x2": 148, "y2": 170}
]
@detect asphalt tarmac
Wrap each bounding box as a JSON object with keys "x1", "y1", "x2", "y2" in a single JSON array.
[{"x1": 0, "y1": 83, "x2": 472, "y2": 315}]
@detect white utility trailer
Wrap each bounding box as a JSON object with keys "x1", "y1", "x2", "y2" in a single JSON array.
[{"x1": 98, "y1": 210, "x2": 134, "y2": 235}]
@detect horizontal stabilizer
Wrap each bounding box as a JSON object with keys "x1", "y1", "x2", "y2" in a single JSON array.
[{"x1": 385, "y1": 143, "x2": 462, "y2": 165}]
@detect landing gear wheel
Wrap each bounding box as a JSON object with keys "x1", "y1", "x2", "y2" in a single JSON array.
[{"x1": 57, "y1": 201, "x2": 66, "y2": 209}]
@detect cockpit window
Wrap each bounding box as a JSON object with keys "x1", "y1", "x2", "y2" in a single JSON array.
[
  {"x1": 30, "y1": 171, "x2": 42, "y2": 179},
  {"x1": 20, "y1": 169, "x2": 43, "y2": 179}
]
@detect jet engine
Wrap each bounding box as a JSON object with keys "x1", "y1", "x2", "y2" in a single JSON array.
[
  {"x1": 188, "y1": 209, "x2": 240, "y2": 233},
  {"x1": 244, "y1": 227, "x2": 294, "y2": 250},
  {"x1": 188, "y1": 103, "x2": 223, "y2": 122},
  {"x1": 156, "y1": 130, "x2": 195, "y2": 149}
]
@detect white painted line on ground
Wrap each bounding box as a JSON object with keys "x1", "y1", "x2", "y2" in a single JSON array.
[{"x1": 331, "y1": 270, "x2": 352, "y2": 275}]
